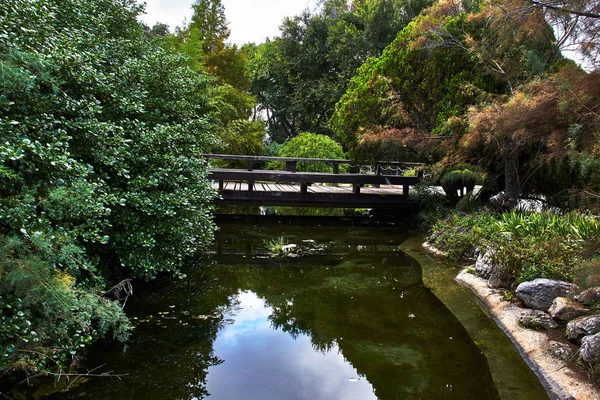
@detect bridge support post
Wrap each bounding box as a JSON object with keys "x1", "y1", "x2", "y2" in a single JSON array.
[
  {"x1": 248, "y1": 181, "x2": 254, "y2": 192},
  {"x1": 247, "y1": 160, "x2": 253, "y2": 171},
  {"x1": 403, "y1": 184, "x2": 409, "y2": 196},
  {"x1": 218, "y1": 180, "x2": 224, "y2": 192},
  {"x1": 300, "y1": 183, "x2": 308, "y2": 195},
  {"x1": 353, "y1": 184, "x2": 360, "y2": 194}
]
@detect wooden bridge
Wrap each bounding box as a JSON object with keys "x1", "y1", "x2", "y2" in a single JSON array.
[{"x1": 205, "y1": 154, "x2": 424, "y2": 208}]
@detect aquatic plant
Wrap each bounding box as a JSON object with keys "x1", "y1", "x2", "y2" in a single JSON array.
[{"x1": 264, "y1": 237, "x2": 288, "y2": 257}]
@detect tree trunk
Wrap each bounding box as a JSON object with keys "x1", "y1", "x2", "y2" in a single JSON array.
[{"x1": 504, "y1": 139, "x2": 519, "y2": 207}]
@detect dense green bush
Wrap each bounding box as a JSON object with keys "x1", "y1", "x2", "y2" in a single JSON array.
[
  {"x1": 429, "y1": 211, "x2": 599, "y2": 283},
  {"x1": 0, "y1": 0, "x2": 217, "y2": 373}
]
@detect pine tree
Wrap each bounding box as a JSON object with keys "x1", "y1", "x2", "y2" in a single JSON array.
[{"x1": 190, "y1": 0, "x2": 230, "y2": 53}]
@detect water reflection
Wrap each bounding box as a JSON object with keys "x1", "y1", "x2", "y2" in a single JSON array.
[
  {"x1": 26, "y1": 219, "x2": 503, "y2": 400},
  {"x1": 206, "y1": 291, "x2": 376, "y2": 400}
]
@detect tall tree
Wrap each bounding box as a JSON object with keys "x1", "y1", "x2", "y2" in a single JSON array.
[
  {"x1": 248, "y1": 0, "x2": 434, "y2": 142},
  {"x1": 190, "y1": 0, "x2": 230, "y2": 53}
]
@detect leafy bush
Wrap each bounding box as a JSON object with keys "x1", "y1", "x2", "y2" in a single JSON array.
[
  {"x1": 409, "y1": 180, "x2": 451, "y2": 227},
  {"x1": 429, "y1": 212, "x2": 495, "y2": 260},
  {"x1": 0, "y1": 0, "x2": 217, "y2": 373}
]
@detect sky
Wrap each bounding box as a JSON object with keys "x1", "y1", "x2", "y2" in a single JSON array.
[{"x1": 137, "y1": 0, "x2": 320, "y2": 44}]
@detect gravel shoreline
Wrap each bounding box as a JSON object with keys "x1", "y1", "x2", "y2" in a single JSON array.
[
  {"x1": 423, "y1": 243, "x2": 600, "y2": 400},
  {"x1": 457, "y1": 268, "x2": 599, "y2": 400}
]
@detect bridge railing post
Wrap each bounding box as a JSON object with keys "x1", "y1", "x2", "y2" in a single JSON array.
[
  {"x1": 285, "y1": 161, "x2": 297, "y2": 172},
  {"x1": 332, "y1": 163, "x2": 339, "y2": 187},
  {"x1": 247, "y1": 160, "x2": 253, "y2": 171}
]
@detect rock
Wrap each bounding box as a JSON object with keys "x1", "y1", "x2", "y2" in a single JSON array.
[
  {"x1": 517, "y1": 309, "x2": 559, "y2": 330},
  {"x1": 281, "y1": 244, "x2": 297, "y2": 252},
  {"x1": 515, "y1": 279, "x2": 577, "y2": 311},
  {"x1": 566, "y1": 315, "x2": 600, "y2": 344},
  {"x1": 548, "y1": 341, "x2": 575, "y2": 362},
  {"x1": 489, "y1": 192, "x2": 511, "y2": 212},
  {"x1": 575, "y1": 287, "x2": 600, "y2": 306},
  {"x1": 488, "y1": 267, "x2": 514, "y2": 289},
  {"x1": 475, "y1": 250, "x2": 495, "y2": 279},
  {"x1": 581, "y1": 332, "x2": 600, "y2": 363},
  {"x1": 549, "y1": 297, "x2": 589, "y2": 323}
]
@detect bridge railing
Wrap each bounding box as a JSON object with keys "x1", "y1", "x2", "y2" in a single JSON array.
[
  {"x1": 202, "y1": 154, "x2": 424, "y2": 176},
  {"x1": 203, "y1": 154, "x2": 425, "y2": 197}
]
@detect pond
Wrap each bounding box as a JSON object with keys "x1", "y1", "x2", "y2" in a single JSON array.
[{"x1": 26, "y1": 215, "x2": 548, "y2": 400}]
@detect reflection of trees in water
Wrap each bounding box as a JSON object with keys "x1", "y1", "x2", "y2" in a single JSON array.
[
  {"x1": 37, "y1": 225, "x2": 499, "y2": 400},
  {"x1": 229, "y1": 257, "x2": 499, "y2": 400},
  {"x1": 39, "y1": 262, "x2": 240, "y2": 400}
]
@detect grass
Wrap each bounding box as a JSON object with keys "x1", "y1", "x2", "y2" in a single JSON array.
[{"x1": 263, "y1": 237, "x2": 287, "y2": 257}]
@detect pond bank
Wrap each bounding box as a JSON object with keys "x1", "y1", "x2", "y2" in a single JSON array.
[{"x1": 418, "y1": 241, "x2": 600, "y2": 400}]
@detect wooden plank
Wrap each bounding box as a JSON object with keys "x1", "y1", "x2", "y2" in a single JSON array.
[
  {"x1": 215, "y1": 191, "x2": 416, "y2": 208},
  {"x1": 204, "y1": 154, "x2": 352, "y2": 165},
  {"x1": 307, "y1": 185, "x2": 328, "y2": 194},
  {"x1": 202, "y1": 154, "x2": 425, "y2": 169}
]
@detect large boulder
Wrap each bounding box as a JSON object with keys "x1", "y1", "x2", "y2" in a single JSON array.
[
  {"x1": 581, "y1": 332, "x2": 600, "y2": 363},
  {"x1": 517, "y1": 309, "x2": 558, "y2": 330},
  {"x1": 475, "y1": 250, "x2": 495, "y2": 279},
  {"x1": 549, "y1": 297, "x2": 588, "y2": 323},
  {"x1": 566, "y1": 315, "x2": 600, "y2": 344},
  {"x1": 488, "y1": 267, "x2": 514, "y2": 289},
  {"x1": 548, "y1": 341, "x2": 575, "y2": 362},
  {"x1": 575, "y1": 287, "x2": 600, "y2": 307},
  {"x1": 515, "y1": 279, "x2": 578, "y2": 311}
]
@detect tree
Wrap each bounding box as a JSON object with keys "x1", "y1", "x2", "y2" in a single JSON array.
[
  {"x1": 276, "y1": 132, "x2": 346, "y2": 172},
  {"x1": 143, "y1": 22, "x2": 170, "y2": 39},
  {"x1": 248, "y1": 0, "x2": 434, "y2": 142},
  {"x1": 524, "y1": 0, "x2": 600, "y2": 70},
  {"x1": 189, "y1": 0, "x2": 230, "y2": 53},
  {"x1": 330, "y1": 4, "x2": 505, "y2": 157},
  {"x1": 463, "y1": 66, "x2": 600, "y2": 208}
]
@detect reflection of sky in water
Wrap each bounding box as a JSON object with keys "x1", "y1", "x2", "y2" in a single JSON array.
[{"x1": 205, "y1": 291, "x2": 377, "y2": 400}]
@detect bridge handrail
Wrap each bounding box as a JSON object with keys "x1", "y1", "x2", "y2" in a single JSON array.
[{"x1": 202, "y1": 154, "x2": 425, "y2": 174}]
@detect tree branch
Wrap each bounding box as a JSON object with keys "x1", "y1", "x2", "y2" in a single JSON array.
[{"x1": 529, "y1": 1, "x2": 600, "y2": 19}]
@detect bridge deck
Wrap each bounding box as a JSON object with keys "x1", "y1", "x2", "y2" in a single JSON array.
[
  {"x1": 212, "y1": 181, "x2": 408, "y2": 195},
  {"x1": 211, "y1": 182, "x2": 414, "y2": 208}
]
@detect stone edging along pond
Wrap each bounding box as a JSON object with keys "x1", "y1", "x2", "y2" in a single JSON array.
[{"x1": 423, "y1": 242, "x2": 600, "y2": 400}]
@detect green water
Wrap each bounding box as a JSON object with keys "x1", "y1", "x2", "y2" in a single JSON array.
[{"x1": 21, "y1": 216, "x2": 547, "y2": 400}]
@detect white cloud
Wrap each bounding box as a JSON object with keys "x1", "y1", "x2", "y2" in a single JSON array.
[{"x1": 136, "y1": 0, "x2": 320, "y2": 44}]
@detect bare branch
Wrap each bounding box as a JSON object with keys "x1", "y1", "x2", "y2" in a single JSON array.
[{"x1": 529, "y1": 1, "x2": 600, "y2": 19}]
